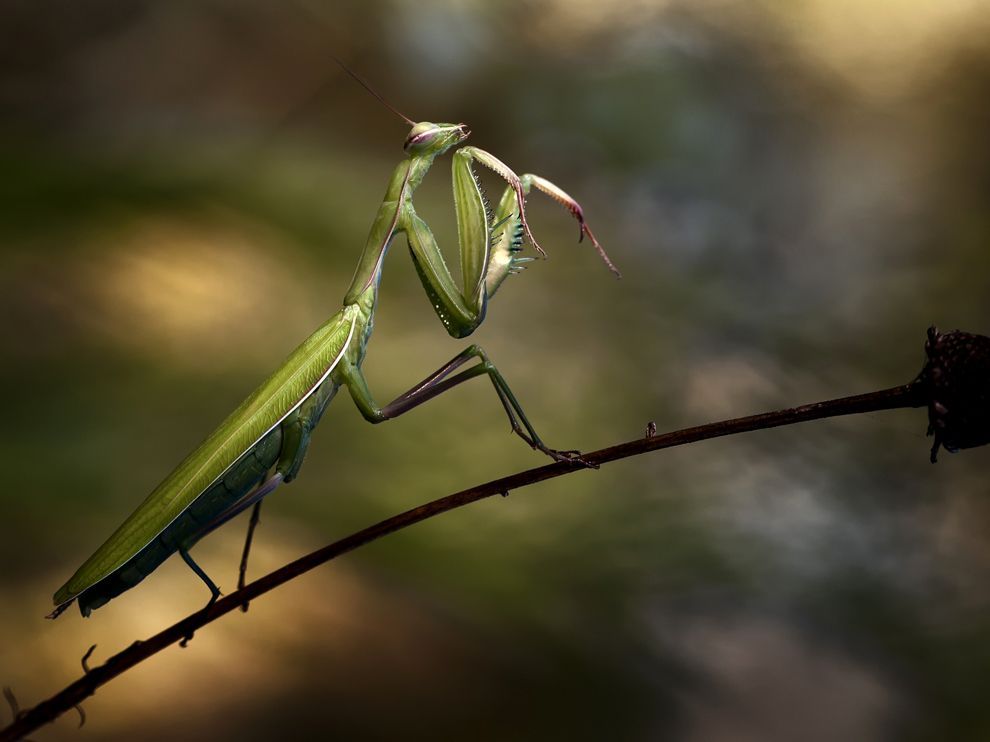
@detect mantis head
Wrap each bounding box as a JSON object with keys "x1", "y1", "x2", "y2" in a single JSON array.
[{"x1": 404, "y1": 122, "x2": 469, "y2": 156}]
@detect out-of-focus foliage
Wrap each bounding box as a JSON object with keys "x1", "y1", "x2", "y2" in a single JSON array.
[{"x1": 1, "y1": 1, "x2": 989, "y2": 739}]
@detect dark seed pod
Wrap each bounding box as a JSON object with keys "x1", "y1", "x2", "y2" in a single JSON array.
[{"x1": 918, "y1": 326, "x2": 990, "y2": 462}]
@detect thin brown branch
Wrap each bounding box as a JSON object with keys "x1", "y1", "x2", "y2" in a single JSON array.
[{"x1": 0, "y1": 381, "x2": 926, "y2": 742}]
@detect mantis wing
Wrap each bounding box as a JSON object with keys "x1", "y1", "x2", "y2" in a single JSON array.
[{"x1": 53, "y1": 306, "x2": 358, "y2": 607}]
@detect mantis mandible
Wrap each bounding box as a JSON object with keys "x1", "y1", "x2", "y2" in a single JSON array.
[{"x1": 50, "y1": 67, "x2": 619, "y2": 619}]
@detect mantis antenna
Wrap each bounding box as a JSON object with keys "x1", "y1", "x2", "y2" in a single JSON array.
[{"x1": 328, "y1": 53, "x2": 415, "y2": 127}]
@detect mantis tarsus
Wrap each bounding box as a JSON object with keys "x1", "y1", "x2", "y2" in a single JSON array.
[{"x1": 50, "y1": 70, "x2": 619, "y2": 619}]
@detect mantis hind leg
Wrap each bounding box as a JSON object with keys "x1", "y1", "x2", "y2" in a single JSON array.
[
  {"x1": 235, "y1": 380, "x2": 340, "y2": 601},
  {"x1": 340, "y1": 345, "x2": 593, "y2": 466},
  {"x1": 178, "y1": 546, "x2": 221, "y2": 610},
  {"x1": 174, "y1": 468, "x2": 285, "y2": 618},
  {"x1": 176, "y1": 546, "x2": 222, "y2": 644},
  {"x1": 190, "y1": 471, "x2": 283, "y2": 604},
  {"x1": 237, "y1": 501, "x2": 262, "y2": 610}
]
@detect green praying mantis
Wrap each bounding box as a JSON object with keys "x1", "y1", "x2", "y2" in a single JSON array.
[{"x1": 50, "y1": 66, "x2": 620, "y2": 619}]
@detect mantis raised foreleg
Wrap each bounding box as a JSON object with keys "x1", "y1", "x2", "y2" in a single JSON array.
[{"x1": 50, "y1": 108, "x2": 618, "y2": 619}]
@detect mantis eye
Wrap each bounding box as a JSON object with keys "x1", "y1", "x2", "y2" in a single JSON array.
[{"x1": 404, "y1": 122, "x2": 438, "y2": 151}]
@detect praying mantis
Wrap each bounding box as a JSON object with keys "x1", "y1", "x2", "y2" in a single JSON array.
[{"x1": 50, "y1": 67, "x2": 620, "y2": 619}]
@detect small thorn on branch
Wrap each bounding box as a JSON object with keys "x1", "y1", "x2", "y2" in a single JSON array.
[
  {"x1": 2, "y1": 688, "x2": 19, "y2": 721},
  {"x1": 81, "y1": 645, "x2": 97, "y2": 674}
]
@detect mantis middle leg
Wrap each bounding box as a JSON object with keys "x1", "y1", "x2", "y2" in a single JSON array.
[{"x1": 338, "y1": 346, "x2": 588, "y2": 464}]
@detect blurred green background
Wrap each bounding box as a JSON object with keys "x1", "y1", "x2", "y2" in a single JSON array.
[{"x1": 2, "y1": 1, "x2": 989, "y2": 739}]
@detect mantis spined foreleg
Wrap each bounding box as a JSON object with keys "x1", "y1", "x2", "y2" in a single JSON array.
[{"x1": 51, "y1": 101, "x2": 619, "y2": 619}]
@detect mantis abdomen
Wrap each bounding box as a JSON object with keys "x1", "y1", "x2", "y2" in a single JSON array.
[
  {"x1": 52, "y1": 308, "x2": 356, "y2": 618},
  {"x1": 75, "y1": 426, "x2": 285, "y2": 615},
  {"x1": 74, "y1": 377, "x2": 343, "y2": 616}
]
